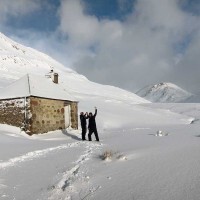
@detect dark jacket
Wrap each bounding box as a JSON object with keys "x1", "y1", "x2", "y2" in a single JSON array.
[
  {"x1": 88, "y1": 109, "x2": 97, "y2": 130},
  {"x1": 80, "y1": 114, "x2": 87, "y2": 127}
]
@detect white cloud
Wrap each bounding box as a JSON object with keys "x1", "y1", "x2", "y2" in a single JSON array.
[
  {"x1": 173, "y1": 29, "x2": 200, "y2": 93},
  {"x1": 57, "y1": 0, "x2": 200, "y2": 92},
  {"x1": 0, "y1": 0, "x2": 42, "y2": 22},
  {"x1": 59, "y1": 0, "x2": 100, "y2": 48}
]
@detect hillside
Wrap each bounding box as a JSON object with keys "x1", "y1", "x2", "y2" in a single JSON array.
[
  {"x1": 0, "y1": 32, "x2": 148, "y2": 104},
  {"x1": 136, "y1": 82, "x2": 192, "y2": 103},
  {"x1": 0, "y1": 33, "x2": 195, "y2": 131}
]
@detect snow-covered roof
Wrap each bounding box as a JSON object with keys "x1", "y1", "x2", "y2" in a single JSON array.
[{"x1": 0, "y1": 74, "x2": 77, "y2": 101}]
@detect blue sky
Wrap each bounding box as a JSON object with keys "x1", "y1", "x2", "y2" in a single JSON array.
[
  {"x1": 1, "y1": 0, "x2": 200, "y2": 93},
  {"x1": 4, "y1": 0, "x2": 135, "y2": 31},
  {"x1": 3, "y1": 0, "x2": 199, "y2": 32},
  {"x1": 5, "y1": 0, "x2": 60, "y2": 32}
]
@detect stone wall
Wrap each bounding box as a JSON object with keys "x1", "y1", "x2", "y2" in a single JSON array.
[
  {"x1": 0, "y1": 96, "x2": 78, "y2": 135},
  {"x1": 29, "y1": 97, "x2": 65, "y2": 134},
  {"x1": 0, "y1": 98, "x2": 27, "y2": 128},
  {"x1": 70, "y1": 102, "x2": 78, "y2": 129}
]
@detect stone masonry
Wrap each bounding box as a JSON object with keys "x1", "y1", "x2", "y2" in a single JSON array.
[
  {"x1": 0, "y1": 98, "x2": 27, "y2": 128},
  {"x1": 69, "y1": 102, "x2": 78, "y2": 129},
  {"x1": 29, "y1": 97, "x2": 78, "y2": 134},
  {"x1": 0, "y1": 96, "x2": 78, "y2": 135},
  {"x1": 29, "y1": 97, "x2": 65, "y2": 134}
]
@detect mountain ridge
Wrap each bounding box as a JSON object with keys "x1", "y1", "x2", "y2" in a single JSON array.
[{"x1": 136, "y1": 82, "x2": 192, "y2": 103}]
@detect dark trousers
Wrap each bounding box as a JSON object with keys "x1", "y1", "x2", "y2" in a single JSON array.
[
  {"x1": 81, "y1": 126, "x2": 86, "y2": 140},
  {"x1": 88, "y1": 128, "x2": 99, "y2": 141}
]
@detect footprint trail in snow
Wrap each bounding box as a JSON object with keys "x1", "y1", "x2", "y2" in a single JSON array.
[
  {"x1": 48, "y1": 141, "x2": 103, "y2": 200},
  {"x1": 0, "y1": 142, "x2": 81, "y2": 169}
]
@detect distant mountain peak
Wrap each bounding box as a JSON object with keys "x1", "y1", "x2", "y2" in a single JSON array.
[{"x1": 137, "y1": 82, "x2": 192, "y2": 103}]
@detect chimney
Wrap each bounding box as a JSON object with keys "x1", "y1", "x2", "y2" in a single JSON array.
[{"x1": 52, "y1": 73, "x2": 59, "y2": 84}]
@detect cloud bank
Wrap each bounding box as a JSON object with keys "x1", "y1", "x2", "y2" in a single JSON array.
[
  {"x1": 1, "y1": 0, "x2": 200, "y2": 93},
  {"x1": 58, "y1": 0, "x2": 200, "y2": 93}
]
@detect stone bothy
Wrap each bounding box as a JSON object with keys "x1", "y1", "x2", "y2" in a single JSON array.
[{"x1": 0, "y1": 74, "x2": 78, "y2": 135}]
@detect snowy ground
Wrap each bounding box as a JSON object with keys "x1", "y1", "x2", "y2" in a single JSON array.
[{"x1": 0, "y1": 103, "x2": 200, "y2": 200}]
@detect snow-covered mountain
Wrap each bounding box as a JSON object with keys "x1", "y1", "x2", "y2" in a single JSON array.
[
  {"x1": 0, "y1": 32, "x2": 193, "y2": 131},
  {"x1": 0, "y1": 32, "x2": 66, "y2": 86},
  {"x1": 0, "y1": 32, "x2": 148, "y2": 104},
  {"x1": 0, "y1": 32, "x2": 154, "y2": 130},
  {"x1": 136, "y1": 82, "x2": 193, "y2": 103}
]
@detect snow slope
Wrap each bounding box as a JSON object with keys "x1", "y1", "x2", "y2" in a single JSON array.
[
  {"x1": 0, "y1": 103, "x2": 200, "y2": 200},
  {"x1": 0, "y1": 32, "x2": 147, "y2": 104},
  {"x1": 137, "y1": 82, "x2": 192, "y2": 103}
]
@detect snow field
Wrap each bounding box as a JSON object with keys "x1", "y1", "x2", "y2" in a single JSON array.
[
  {"x1": 0, "y1": 103, "x2": 200, "y2": 200},
  {"x1": 0, "y1": 128, "x2": 103, "y2": 200},
  {"x1": 87, "y1": 123, "x2": 200, "y2": 200}
]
